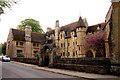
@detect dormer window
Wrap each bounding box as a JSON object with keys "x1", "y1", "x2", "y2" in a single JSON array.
[{"x1": 97, "y1": 26, "x2": 100, "y2": 30}]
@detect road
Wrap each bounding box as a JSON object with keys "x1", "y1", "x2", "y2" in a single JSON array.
[
  {"x1": 1, "y1": 61, "x2": 93, "y2": 80},
  {"x1": 1, "y1": 62, "x2": 118, "y2": 80},
  {"x1": 2, "y1": 62, "x2": 77, "y2": 78}
]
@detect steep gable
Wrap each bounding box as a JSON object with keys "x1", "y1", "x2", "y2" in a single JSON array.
[{"x1": 11, "y1": 28, "x2": 45, "y2": 43}]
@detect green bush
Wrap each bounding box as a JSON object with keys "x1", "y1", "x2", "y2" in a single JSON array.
[{"x1": 17, "y1": 54, "x2": 24, "y2": 57}]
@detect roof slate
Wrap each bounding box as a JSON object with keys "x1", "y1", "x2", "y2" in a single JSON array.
[
  {"x1": 86, "y1": 22, "x2": 106, "y2": 33},
  {"x1": 11, "y1": 29, "x2": 45, "y2": 43}
]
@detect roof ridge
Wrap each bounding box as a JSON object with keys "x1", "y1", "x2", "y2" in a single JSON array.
[
  {"x1": 11, "y1": 28, "x2": 25, "y2": 32},
  {"x1": 61, "y1": 21, "x2": 77, "y2": 27},
  {"x1": 89, "y1": 22, "x2": 106, "y2": 27}
]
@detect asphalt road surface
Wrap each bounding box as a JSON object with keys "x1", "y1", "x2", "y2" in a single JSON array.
[
  {"x1": 2, "y1": 62, "x2": 77, "y2": 78},
  {"x1": 1, "y1": 62, "x2": 92, "y2": 80}
]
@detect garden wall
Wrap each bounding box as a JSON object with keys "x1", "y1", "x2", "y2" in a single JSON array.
[
  {"x1": 53, "y1": 58, "x2": 111, "y2": 74},
  {"x1": 11, "y1": 57, "x2": 38, "y2": 65},
  {"x1": 110, "y1": 62, "x2": 120, "y2": 76},
  {"x1": 11, "y1": 57, "x2": 120, "y2": 75}
]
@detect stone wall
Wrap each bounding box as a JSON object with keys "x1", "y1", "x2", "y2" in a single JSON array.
[
  {"x1": 53, "y1": 58, "x2": 111, "y2": 74},
  {"x1": 110, "y1": 62, "x2": 120, "y2": 76},
  {"x1": 11, "y1": 57, "x2": 38, "y2": 65}
]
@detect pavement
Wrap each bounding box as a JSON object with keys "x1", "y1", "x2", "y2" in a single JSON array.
[{"x1": 11, "y1": 61, "x2": 120, "y2": 79}]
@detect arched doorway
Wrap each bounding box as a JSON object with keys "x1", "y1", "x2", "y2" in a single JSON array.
[
  {"x1": 86, "y1": 50, "x2": 93, "y2": 57},
  {"x1": 40, "y1": 45, "x2": 50, "y2": 66},
  {"x1": 44, "y1": 49, "x2": 49, "y2": 66}
]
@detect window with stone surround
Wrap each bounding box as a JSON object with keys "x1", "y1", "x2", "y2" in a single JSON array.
[
  {"x1": 61, "y1": 43, "x2": 63, "y2": 48},
  {"x1": 20, "y1": 42, "x2": 23, "y2": 46},
  {"x1": 37, "y1": 43, "x2": 39, "y2": 47},
  {"x1": 34, "y1": 51, "x2": 38, "y2": 53},
  {"x1": 16, "y1": 42, "x2": 24, "y2": 46},
  {"x1": 33, "y1": 43, "x2": 35, "y2": 46},
  {"x1": 17, "y1": 50, "x2": 23, "y2": 53},
  {"x1": 61, "y1": 53, "x2": 62, "y2": 56},
  {"x1": 16, "y1": 42, "x2": 18, "y2": 45},
  {"x1": 33, "y1": 43, "x2": 39, "y2": 47}
]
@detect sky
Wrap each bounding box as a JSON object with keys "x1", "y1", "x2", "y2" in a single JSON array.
[{"x1": 0, "y1": 0, "x2": 111, "y2": 43}]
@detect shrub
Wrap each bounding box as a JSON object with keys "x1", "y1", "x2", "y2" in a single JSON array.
[{"x1": 17, "y1": 53, "x2": 24, "y2": 57}]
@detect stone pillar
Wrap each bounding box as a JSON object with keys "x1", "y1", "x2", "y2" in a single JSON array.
[
  {"x1": 105, "y1": 40, "x2": 110, "y2": 58},
  {"x1": 55, "y1": 20, "x2": 59, "y2": 47},
  {"x1": 38, "y1": 53, "x2": 43, "y2": 66},
  {"x1": 25, "y1": 42, "x2": 32, "y2": 58},
  {"x1": 48, "y1": 52, "x2": 54, "y2": 67},
  {"x1": 111, "y1": 0, "x2": 120, "y2": 63},
  {"x1": 25, "y1": 25, "x2": 32, "y2": 58}
]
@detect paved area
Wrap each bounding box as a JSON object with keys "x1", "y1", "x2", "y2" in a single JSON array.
[
  {"x1": 2, "y1": 62, "x2": 75, "y2": 78},
  {"x1": 11, "y1": 61, "x2": 120, "y2": 79}
]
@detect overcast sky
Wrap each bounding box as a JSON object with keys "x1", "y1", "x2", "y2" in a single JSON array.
[{"x1": 0, "y1": 0, "x2": 111, "y2": 43}]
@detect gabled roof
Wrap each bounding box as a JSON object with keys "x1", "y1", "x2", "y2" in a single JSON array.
[
  {"x1": 76, "y1": 16, "x2": 86, "y2": 28},
  {"x1": 31, "y1": 32, "x2": 46, "y2": 43},
  {"x1": 60, "y1": 21, "x2": 77, "y2": 37},
  {"x1": 47, "y1": 29, "x2": 55, "y2": 35},
  {"x1": 12, "y1": 29, "x2": 25, "y2": 41},
  {"x1": 86, "y1": 22, "x2": 106, "y2": 34},
  {"x1": 59, "y1": 16, "x2": 86, "y2": 38},
  {"x1": 11, "y1": 29, "x2": 45, "y2": 43}
]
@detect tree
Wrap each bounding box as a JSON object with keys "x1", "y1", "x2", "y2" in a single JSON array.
[
  {"x1": 0, "y1": 43, "x2": 2, "y2": 55},
  {"x1": 0, "y1": 42, "x2": 6, "y2": 55},
  {"x1": 85, "y1": 30, "x2": 105, "y2": 58},
  {"x1": 17, "y1": 18, "x2": 44, "y2": 33},
  {"x1": 0, "y1": 0, "x2": 18, "y2": 15}
]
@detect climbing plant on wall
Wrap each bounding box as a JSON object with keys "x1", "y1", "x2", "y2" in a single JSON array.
[{"x1": 85, "y1": 30, "x2": 105, "y2": 58}]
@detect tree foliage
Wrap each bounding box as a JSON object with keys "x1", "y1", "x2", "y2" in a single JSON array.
[
  {"x1": 17, "y1": 18, "x2": 44, "y2": 33},
  {"x1": 85, "y1": 30, "x2": 105, "y2": 57},
  {"x1": 86, "y1": 30, "x2": 105, "y2": 50},
  {"x1": 0, "y1": 42, "x2": 6, "y2": 55},
  {"x1": 0, "y1": 0, "x2": 18, "y2": 15}
]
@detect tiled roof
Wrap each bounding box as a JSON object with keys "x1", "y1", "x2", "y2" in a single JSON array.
[
  {"x1": 48, "y1": 29, "x2": 55, "y2": 35},
  {"x1": 86, "y1": 22, "x2": 106, "y2": 33},
  {"x1": 12, "y1": 29, "x2": 25, "y2": 41},
  {"x1": 76, "y1": 16, "x2": 86, "y2": 28},
  {"x1": 11, "y1": 29, "x2": 45, "y2": 43},
  {"x1": 60, "y1": 21, "x2": 77, "y2": 37},
  {"x1": 31, "y1": 32, "x2": 46, "y2": 43},
  {"x1": 59, "y1": 16, "x2": 86, "y2": 38}
]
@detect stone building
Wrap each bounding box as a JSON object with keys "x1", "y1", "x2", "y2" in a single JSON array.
[
  {"x1": 104, "y1": 0, "x2": 120, "y2": 63},
  {"x1": 6, "y1": 0, "x2": 120, "y2": 61},
  {"x1": 46, "y1": 16, "x2": 106, "y2": 58},
  {"x1": 46, "y1": 0, "x2": 120, "y2": 60},
  {"x1": 6, "y1": 26, "x2": 45, "y2": 58}
]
